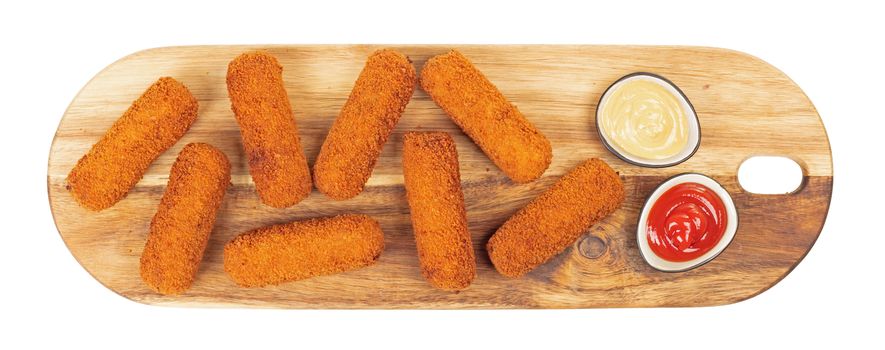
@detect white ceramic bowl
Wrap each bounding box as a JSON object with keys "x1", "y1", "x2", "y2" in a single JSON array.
[
  {"x1": 596, "y1": 73, "x2": 701, "y2": 167},
  {"x1": 637, "y1": 173, "x2": 739, "y2": 272}
]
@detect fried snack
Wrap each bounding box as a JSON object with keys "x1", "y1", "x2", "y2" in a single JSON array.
[
  {"x1": 224, "y1": 214, "x2": 385, "y2": 287},
  {"x1": 402, "y1": 132, "x2": 475, "y2": 290},
  {"x1": 66, "y1": 77, "x2": 198, "y2": 211},
  {"x1": 226, "y1": 51, "x2": 312, "y2": 208},
  {"x1": 314, "y1": 49, "x2": 416, "y2": 199},
  {"x1": 419, "y1": 50, "x2": 552, "y2": 183},
  {"x1": 140, "y1": 143, "x2": 231, "y2": 295},
  {"x1": 487, "y1": 158, "x2": 624, "y2": 278}
]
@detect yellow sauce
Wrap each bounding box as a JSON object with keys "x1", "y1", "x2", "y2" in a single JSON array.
[{"x1": 599, "y1": 78, "x2": 689, "y2": 160}]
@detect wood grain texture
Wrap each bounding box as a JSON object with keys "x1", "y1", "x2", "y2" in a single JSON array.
[{"x1": 47, "y1": 45, "x2": 832, "y2": 308}]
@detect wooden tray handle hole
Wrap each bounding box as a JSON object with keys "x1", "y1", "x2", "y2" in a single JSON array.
[{"x1": 737, "y1": 156, "x2": 806, "y2": 195}]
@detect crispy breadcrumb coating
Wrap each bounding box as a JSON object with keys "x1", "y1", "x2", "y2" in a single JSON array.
[
  {"x1": 419, "y1": 50, "x2": 552, "y2": 183},
  {"x1": 487, "y1": 158, "x2": 624, "y2": 278},
  {"x1": 223, "y1": 214, "x2": 385, "y2": 288},
  {"x1": 66, "y1": 77, "x2": 198, "y2": 211},
  {"x1": 140, "y1": 143, "x2": 231, "y2": 295},
  {"x1": 402, "y1": 132, "x2": 475, "y2": 290},
  {"x1": 226, "y1": 51, "x2": 312, "y2": 208},
  {"x1": 314, "y1": 49, "x2": 417, "y2": 200}
]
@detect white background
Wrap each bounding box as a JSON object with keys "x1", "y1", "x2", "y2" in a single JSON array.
[{"x1": 1, "y1": 1, "x2": 881, "y2": 348}]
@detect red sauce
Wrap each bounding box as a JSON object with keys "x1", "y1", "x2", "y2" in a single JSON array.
[{"x1": 647, "y1": 182, "x2": 727, "y2": 262}]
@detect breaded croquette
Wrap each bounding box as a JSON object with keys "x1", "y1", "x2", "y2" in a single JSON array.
[
  {"x1": 223, "y1": 214, "x2": 385, "y2": 287},
  {"x1": 314, "y1": 49, "x2": 417, "y2": 200},
  {"x1": 140, "y1": 143, "x2": 231, "y2": 295},
  {"x1": 487, "y1": 158, "x2": 624, "y2": 278},
  {"x1": 420, "y1": 50, "x2": 552, "y2": 183},
  {"x1": 67, "y1": 77, "x2": 198, "y2": 211},
  {"x1": 402, "y1": 132, "x2": 475, "y2": 290},
  {"x1": 226, "y1": 51, "x2": 312, "y2": 208}
]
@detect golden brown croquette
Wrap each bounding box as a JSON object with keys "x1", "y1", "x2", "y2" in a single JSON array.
[
  {"x1": 140, "y1": 143, "x2": 231, "y2": 295},
  {"x1": 66, "y1": 77, "x2": 199, "y2": 211},
  {"x1": 402, "y1": 132, "x2": 475, "y2": 290},
  {"x1": 314, "y1": 49, "x2": 417, "y2": 200},
  {"x1": 223, "y1": 214, "x2": 385, "y2": 288},
  {"x1": 226, "y1": 51, "x2": 312, "y2": 208},
  {"x1": 419, "y1": 50, "x2": 552, "y2": 183},
  {"x1": 487, "y1": 158, "x2": 624, "y2": 278}
]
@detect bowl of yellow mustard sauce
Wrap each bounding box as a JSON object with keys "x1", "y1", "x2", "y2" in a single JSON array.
[{"x1": 596, "y1": 73, "x2": 700, "y2": 167}]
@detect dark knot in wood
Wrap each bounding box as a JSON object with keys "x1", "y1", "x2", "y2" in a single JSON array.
[{"x1": 578, "y1": 235, "x2": 607, "y2": 259}]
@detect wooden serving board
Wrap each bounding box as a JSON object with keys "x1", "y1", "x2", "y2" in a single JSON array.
[{"x1": 48, "y1": 45, "x2": 832, "y2": 308}]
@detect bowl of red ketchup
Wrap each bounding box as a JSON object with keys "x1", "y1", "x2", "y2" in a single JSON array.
[{"x1": 637, "y1": 173, "x2": 738, "y2": 272}]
